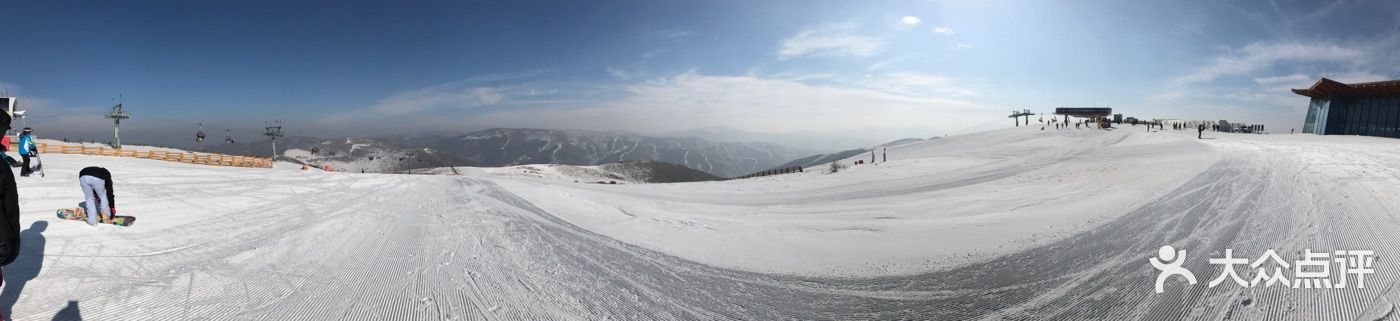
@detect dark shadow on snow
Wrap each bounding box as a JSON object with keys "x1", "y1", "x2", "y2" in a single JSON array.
[
  {"x1": 50, "y1": 300, "x2": 80, "y2": 321},
  {"x1": 2, "y1": 221, "x2": 48, "y2": 320}
]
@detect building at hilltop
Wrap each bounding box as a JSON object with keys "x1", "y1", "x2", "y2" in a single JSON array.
[{"x1": 1293, "y1": 78, "x2": 1400, "y2": 138}]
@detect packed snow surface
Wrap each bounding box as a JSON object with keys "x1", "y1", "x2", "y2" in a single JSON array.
[{"x1": 4, "y1": 126, "x2": 1400, "y2": 320}]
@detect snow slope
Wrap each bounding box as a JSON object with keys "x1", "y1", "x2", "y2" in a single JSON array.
[
  {"x1": 3, "y1": 126, "x2": 1399, "y2": 320},
  {"x1": 495, "y1": 126, "x2": 1221, "y2": 276}
]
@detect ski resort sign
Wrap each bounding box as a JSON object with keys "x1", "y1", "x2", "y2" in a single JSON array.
[{"x1": 1149, "y1": 245, "x2": 1375, "y2": 294}]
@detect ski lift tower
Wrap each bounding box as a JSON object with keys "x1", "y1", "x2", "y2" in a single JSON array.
[
  {"x1": 105, "y1": 102, "x2": 131, "y2": 149},
  {"x1": 1008, "y1": 108, "x2": 1034, "y2": 127},
  {"x1": 264, "y1": 121, "x2": 284, "y2": 158}
]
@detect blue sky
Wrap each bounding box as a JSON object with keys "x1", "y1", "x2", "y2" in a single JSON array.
[{"x1": 2, "y1": 0, "x2": 1397, "y2": 146}]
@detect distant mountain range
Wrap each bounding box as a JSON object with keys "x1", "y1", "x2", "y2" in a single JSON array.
[
  {"x1": 197, "y1": 128, "x2": 819, "y2": 177},
  {"x1": 199, "y1": 136, "x2": 461, "y2": 173},
  {"x1": 424, "y1": 128, "x2": 814, "y2": 177},
  {"x1": 660, "y1": 125, "x2": 942, "y2": 151}
]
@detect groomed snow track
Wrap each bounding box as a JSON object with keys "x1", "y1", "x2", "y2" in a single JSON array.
[{"x1": 7, "y1": 128, "x2": 1400, "y2": 320}]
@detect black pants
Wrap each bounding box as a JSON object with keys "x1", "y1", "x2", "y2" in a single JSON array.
[{"x1": 20, "y1": 154, "x2": 30, "y2": 175}]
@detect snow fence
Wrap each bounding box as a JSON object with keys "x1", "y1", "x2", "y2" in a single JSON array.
[{"x1": 22, "y1": 143, "x2": 273, "y2": 168}]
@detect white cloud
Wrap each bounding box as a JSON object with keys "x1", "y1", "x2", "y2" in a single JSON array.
[
  {"x1": 1252, "y1": 73, "x2": 1311, "y2": 86},
  {"x1": 371, "y1": 83, "x2": 506, "y2": 114},
  {"x1": 606, "y1": 68, "x2": 633, "y2": 80},
  {"x1": 860, "y1": 72, "x2": 979, "y2": 97},
  {"x1": 775, "y1": 22, "x2": 884, "y2": 60},
  {"x1": 1172, "y1": 42, "x2": 1366, "y2": 85},
  {"x1": 955, "y1": 43, "x2": 974, "y2": 49},
  {"x1": 1325, "y1": 71, "x2": 1389, "y2": 84},
  {"x1": 459, "y1": 71, "x2": 997, "y2": 134},
  {"x1": 866, "y1": 60, "x2": 892, "y2": 71},
  {"x1": 641, "y1": 49, "x2": 668, "y2": 59},
  {"x1": 900, "y1": 16, "x2": 922, "y2": 27},
  {"x1": 932, "y1": 26, "x2": 955, "y2": 35},
  {"x1": 650, "y1": 29, "x2": 696, "y2": 40},
  {"x1": 1146, "y1": 91, "x2": 1187, "y2": 102},
  {"x1": 1222, "y1": 90, "x2": 1300, "y2": 110}
]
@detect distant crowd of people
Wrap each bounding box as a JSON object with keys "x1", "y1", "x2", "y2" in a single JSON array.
[{"x1": 1039, "y1": 116, "x2": 1237, "y2": 141}]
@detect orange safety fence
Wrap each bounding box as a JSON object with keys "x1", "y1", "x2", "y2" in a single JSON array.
[{"x1": 8, "y1": 142, "x2": 273, "y2": 168}]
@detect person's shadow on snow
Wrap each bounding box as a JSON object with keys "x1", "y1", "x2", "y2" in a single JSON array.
[
  {"x1": 50, "y1": 300, "x2": 81, "y2": 321},
  {"x1": 2, "y1": 221, "x2": 48, "y2": 319}
]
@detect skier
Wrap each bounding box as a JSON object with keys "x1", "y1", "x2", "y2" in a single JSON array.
[
  {"x1": 78, "y1": 166, "x2": 117, "y2": 225},
  {"x1": 1197, "y1": 123, "x2": 1205, "y2": 139},
  {"x1": 17, "y1": 128, "x2": 35, "y2": 177},
  {"x1": 0, "y1": 111, "x2": 23, "y2": 310}
]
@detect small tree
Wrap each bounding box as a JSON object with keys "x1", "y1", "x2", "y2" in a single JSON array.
[{"x1": 827, "y1": 161, "x2": 846, "y2": 174}]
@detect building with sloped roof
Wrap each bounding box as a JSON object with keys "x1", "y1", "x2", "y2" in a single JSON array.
[{"x1": 1294, "y1": 78, "x2": 1400, "y2": 138}]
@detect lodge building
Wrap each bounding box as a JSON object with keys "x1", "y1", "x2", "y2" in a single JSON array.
[{"x1": 1294, "y1": 78, "x2": 1400, "y2": 138}]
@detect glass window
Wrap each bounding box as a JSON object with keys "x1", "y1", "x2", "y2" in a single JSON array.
[
  {"x1": 1351, "y1": 99, "x2": 1362, "y2": 135},
  {"x1": 1349, "y1": 100, "x2": 1362, "y2": 135},
  {"x1": 1358, "y1": 99, "x2": 1368, "y2": 135},
  {"x1": 1382, "y1": 99, "x2": 1396, "y2": 137},
  {"x1": 1327, "y1": 100, "x2": 1345, "y2": 135},
  {"x1": 1389, "y1": 98, "x2": 1400, "y2": 138},
  {"x1": 1304, "y1": 98, "x2": 1320, "y2": 133},
  {"x1": 1366, "y1": 99, "x2": 1377, "y2": 135},
  {"x1": 1378, "y1": 100, "x2": 1389, "y2": 137}
]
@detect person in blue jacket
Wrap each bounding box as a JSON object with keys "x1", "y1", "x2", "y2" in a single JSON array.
[{"x1": 16, "y1": 128, "x2": 33, "y2": 177}]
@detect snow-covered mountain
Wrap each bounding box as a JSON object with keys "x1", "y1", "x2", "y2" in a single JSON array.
[
  {"x1": 436, "y1": 160, "x2": 722, "y2": 184},
  {"x1": 199, "y1": 136, "x2": 463, "y2": 173},
  {"x1": 661, "y1": 125, "x2": 943, "y2": 151},
  {"x1": 191, "y1": 128, "x2": 819, "y2": 177},
  {"x1": 425, "y1": 128, "x2": 814, "y2": 177}
]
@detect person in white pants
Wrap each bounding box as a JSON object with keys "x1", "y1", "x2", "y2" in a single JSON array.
[
  {"x1": 79, "y1": 175, "x2": 110, "y2": 225},
  {"x1": 77, "y1": 167, "x2": 117, "y2": 226}
]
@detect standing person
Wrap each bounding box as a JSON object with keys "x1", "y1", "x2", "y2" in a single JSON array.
[
  {"x1": 0, "y1": 111, "x2": 23, "y2": 315},
  {"x1": 16, "y1": 128, "x2": 34, "y2": 177},
  {"x1": 78, "y1": 167, "x2": 117, "y2": 225},
  {"x1": 1198, "y1": 124, "x2": 1205, "y2": 139}
]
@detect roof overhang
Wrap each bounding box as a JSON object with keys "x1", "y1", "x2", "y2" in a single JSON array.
[
  {"x1": 1292, "y1": 78, "x2": 1400, "y2": 99},
  {"x1": 1054, "y1": 107, "x2": 1112, "y2": 117}
]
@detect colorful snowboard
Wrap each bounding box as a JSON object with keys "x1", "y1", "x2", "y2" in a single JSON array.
[{"x1": 56, "y1": 207, "x2": 135, "y2": 226}]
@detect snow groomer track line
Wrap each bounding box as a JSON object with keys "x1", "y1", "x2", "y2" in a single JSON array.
[{"x1": 9, "y1": 127, "x2": 1400, "y2": 320}]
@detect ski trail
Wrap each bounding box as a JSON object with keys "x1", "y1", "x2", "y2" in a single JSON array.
[{"x1": 8, "y1": 129, "x2": 1399, "y2": 320}]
